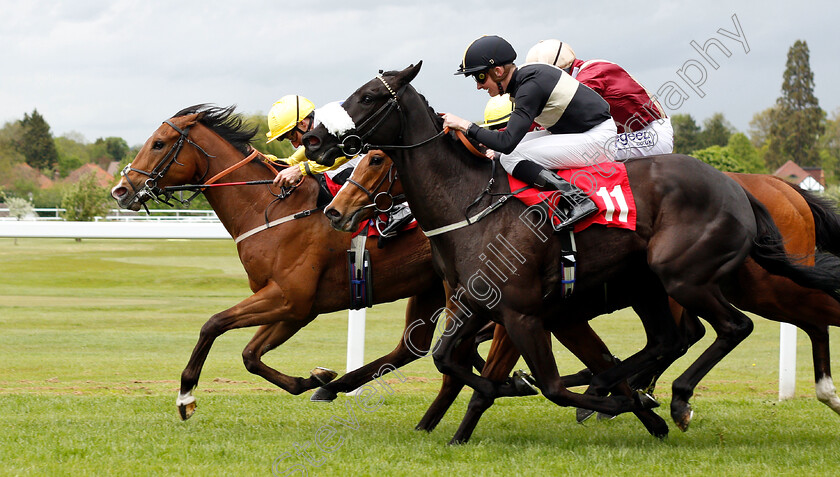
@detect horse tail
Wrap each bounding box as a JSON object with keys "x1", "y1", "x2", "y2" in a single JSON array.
[
  {"x1": 746, "y1": 191, "x2": 840, "y2": 302},
  {"x1": 789, "y1": 184, "x2": 840, "y2": 256}
]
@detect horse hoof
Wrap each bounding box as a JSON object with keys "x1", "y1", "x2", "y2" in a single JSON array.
[
  {"x1": 637, "y1": 391, "x2": 660, "y2": 409},
  {"x1": 176, "y1": 392, "x2": 197, "y2": 421},
  {"x1": 678, "y1": 409, "x2": 695, "y2": 432},
  {"x1": 671, "y1": 403, "x2": 694, "y2": 431},
  {"x1": 597, "y1": 412, "x2": 617, "y2": 421},
  {"x1": 415, "y1": 422, "x2": 435, "y2": 433},
  {"x1": 513, "y1": 370, "x2": 539, "y2": 396},
  {"x1": 178, "y1": 401, "x2": 196, "y2": 420},
  {"x1": 576, "y1": 408, "x2": 596, "y2": 423},
  {"x1": 645, "y1": 418, "x2": 670, "y2": 439},
  {"x1": 310, "y1": 387, "x2": 338, "y2": 402},
  {"x1": 311, "y1": 367, "x2": 338, "y2": 386}
]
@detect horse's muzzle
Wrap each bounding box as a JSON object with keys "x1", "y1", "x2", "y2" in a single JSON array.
[
  {"x1": 303, "y1": 133, "x2": 343, "y2": 167},
  {"x1": 324, "y1": 206, "x2": 358, "y2": 232},
  {"x1": 110, "y1": 183, "x2": 143, "y2": 211}
]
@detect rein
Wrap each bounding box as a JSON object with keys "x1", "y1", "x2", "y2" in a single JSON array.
[
  {"x1": 331, "y1": 75, "x2": 446, "y2": 156},
  {"x1": 322, "y1": 75, "x2": 524, "y2": 237},
  {"x1": 124, "y1": 119, "x2": 321, "y2": 242},
  {"x1": 338, "y1": 76, "x2": 520, "y2": 236},
  {"x1": 120, "y1": 120, "x2": 216, "y2": 211}
]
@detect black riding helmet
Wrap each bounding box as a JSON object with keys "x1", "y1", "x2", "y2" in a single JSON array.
[{"x1": 454, "y1": 35, "x2": 517, "y2": 75}]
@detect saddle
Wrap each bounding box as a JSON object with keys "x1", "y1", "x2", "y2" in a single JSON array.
[{"x1": 509, "y1": 161, "x2": 638, "y2": 298}]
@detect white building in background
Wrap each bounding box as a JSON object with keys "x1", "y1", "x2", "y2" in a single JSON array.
[{"x1": 774, "y1": 160, "x2": 825, "y2": 192}]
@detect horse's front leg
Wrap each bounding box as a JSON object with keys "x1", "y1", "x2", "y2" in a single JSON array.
[
  {"x1": 449, "y1": 323, "x2": 527, "y2": 444},
  {"x1": 431, "y1": 311, "x2": 500, "y2": 399},
  {"x1": 178, "y1": 280, "x2": 325, "y2": 420},
  {"x1": 311, "y1": 281, "x2": 446, "y2": 402}
]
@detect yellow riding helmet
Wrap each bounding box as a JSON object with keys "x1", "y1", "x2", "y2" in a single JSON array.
[
  {"x1": 265, "y1": 95, "x2": 316, "y2": 143},
  {"x1": 525, "y1": 39, "x2": 576, "y2": 69},
  {"x1": 482, "y1": 94, "x2": 514, "y2": 129}
]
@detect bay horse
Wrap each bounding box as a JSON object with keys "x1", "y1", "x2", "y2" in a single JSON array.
[
  {"x1": 325, "y1": 149, "x2": 840, "y2": 443},
  {"x1": 302, "y1": 63, "x2": 840, "y2": 440},
  {"x1": 110, "y1": 105, "x2": 454, "y2": 420},
  {"x1": 109, "y1": 104, "x2": 626, "y2": 427}
]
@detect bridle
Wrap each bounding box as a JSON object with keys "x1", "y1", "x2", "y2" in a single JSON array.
[
  {"x1": 120, "y1": 120, "x2": 215, "y2": 210},
  {"x1": 323, "y1": 73, "x2": 525, "y2": 237},
  {"x1": 120, "y1": 116, "x2": 327, "y2": 243},
  {"x1": 120, "y1": 119, "x2": 286, "y2": 212},
  {"x1": 329, "y1": 75, "x2": 447, "y2": 158},
  {"x1": 345, "y1": 161, "x2": 404, "y2": 213}
]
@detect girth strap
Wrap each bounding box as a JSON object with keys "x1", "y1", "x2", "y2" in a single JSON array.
[
  {"x1": 348, "y1": 233, "x2": 373, "y2": 309},
  {"x1": 559, "y1": 230, "x2": 577, "y2": 297},
  {"x1": 234, "y1": 207, "x2": 319, "y2": 244}
]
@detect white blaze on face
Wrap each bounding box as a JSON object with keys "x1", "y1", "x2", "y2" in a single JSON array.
[{"x1": 316, "y1": 102, "x2": 356, "y2": 137}]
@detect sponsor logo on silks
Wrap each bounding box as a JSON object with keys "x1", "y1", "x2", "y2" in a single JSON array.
[{"x1": 616, "y1": 129, "x2": 658, "y2": 150}]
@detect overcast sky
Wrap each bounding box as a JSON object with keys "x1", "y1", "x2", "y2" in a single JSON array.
[{"x1": 2, "y1": 0, "x2": 837, "y2": 147}]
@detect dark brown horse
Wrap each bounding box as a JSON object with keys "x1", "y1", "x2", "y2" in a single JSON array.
[
  {"x1": 325, "y1": 149, "x2": 840, "y2": 442},
  {"x1": 109, "y1": 104, "x2": 628, "y2": 428},
  {"x1": 302, "y1": 63, "x2": 840, "y2": 441},
  {"x1": 110, "y1": 105, "x2": 453, "y2": 420}
]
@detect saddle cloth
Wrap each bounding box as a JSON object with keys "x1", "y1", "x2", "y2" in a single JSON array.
[
  {"x1": 351, "y1": 213, "x2": 418, "y2": 239},
  {"x1": 507, "y1": 161, "x2": 637, "y2": 233}
]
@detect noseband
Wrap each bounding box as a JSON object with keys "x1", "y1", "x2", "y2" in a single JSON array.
[
  {"x1": 120, "y1": 120, "x2": 214, "y2": 209},
  {"x1": 345, "y1": 163, "x2": 404, "y2": 213}
]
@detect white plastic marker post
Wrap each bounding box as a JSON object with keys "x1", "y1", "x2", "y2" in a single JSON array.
[
  {"x1": 778, "y1": 322, "x2": 797, "y2": 400},
  {"x1": 346, "y1": 308, "x2": 366, "y2": 396}
]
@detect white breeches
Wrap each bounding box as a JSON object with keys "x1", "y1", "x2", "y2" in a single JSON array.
[
  {"x1": 499, "y1": 119, "x2": 617, "y2": 174},
  {"x1": 611, "y1": 117, "x2": 674, "y2": 160}
]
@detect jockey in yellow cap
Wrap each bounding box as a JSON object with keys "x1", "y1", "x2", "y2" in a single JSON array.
[
  {"x1": 266, "y1": 95, "x2": 358, "y2": 187},
  {"x1": 482, "y1": 94, "x2": 514, "y2": 130}
]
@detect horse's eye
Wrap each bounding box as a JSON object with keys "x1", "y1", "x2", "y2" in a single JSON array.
[
  {"x1": 370, "y1": 154, "x2": 383, "y2": 165},
  {"x1": 361, "y1": 95, "x2": 374, "y2": 105},
  {"x1": 152, "y1": 140, "x2": 165, "y2": 150}
]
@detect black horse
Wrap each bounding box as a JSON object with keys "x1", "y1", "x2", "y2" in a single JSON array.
[{"x1": 302, "y1": 63, "x2": 840, "y2": 442}]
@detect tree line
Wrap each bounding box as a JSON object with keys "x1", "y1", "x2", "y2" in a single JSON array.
[
  {"x1": 1, "y1": 40, "x2": 838, "y2": 217},
  {"x1": 672, "y1": 40, "x2": 838, "y2": 184}
]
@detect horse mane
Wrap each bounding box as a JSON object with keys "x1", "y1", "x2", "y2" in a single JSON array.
[
  {"x1": 380, "y1": 71, "x2": 487, "y2": 156},
  {"x1": 408, "y1": 83, "x2": 486, "y2": 156},
  {"x1": 173, "y1": 104, "x2": 258, "y2": 155}
]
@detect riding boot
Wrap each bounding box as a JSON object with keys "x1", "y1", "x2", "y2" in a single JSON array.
[
  {"x1": 534, "y1": 170, "x2": 598, "y2": 230},
  {"x1": 378, "y1": 204, "x2": 414, "y2": 238},
  {"x1": 377, "y1": 204, "x2": 415, "y2": 248}
]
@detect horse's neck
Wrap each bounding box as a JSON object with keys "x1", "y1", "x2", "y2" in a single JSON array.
[
  {"x1": 393, "y1": 105, "x2": 503, "y2": 231},
  {"x1": 191, "y1": 129, "x2": 317, "y2": 239}
]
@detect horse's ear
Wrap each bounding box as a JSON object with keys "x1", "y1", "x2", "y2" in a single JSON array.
[{"x1": 396, "y1": 61, "x2": 423, "y2": 86}]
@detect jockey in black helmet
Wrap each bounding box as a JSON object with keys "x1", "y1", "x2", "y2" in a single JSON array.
[{"x1": 444, "y1": 35, "x2": 618, "y2": 229}]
